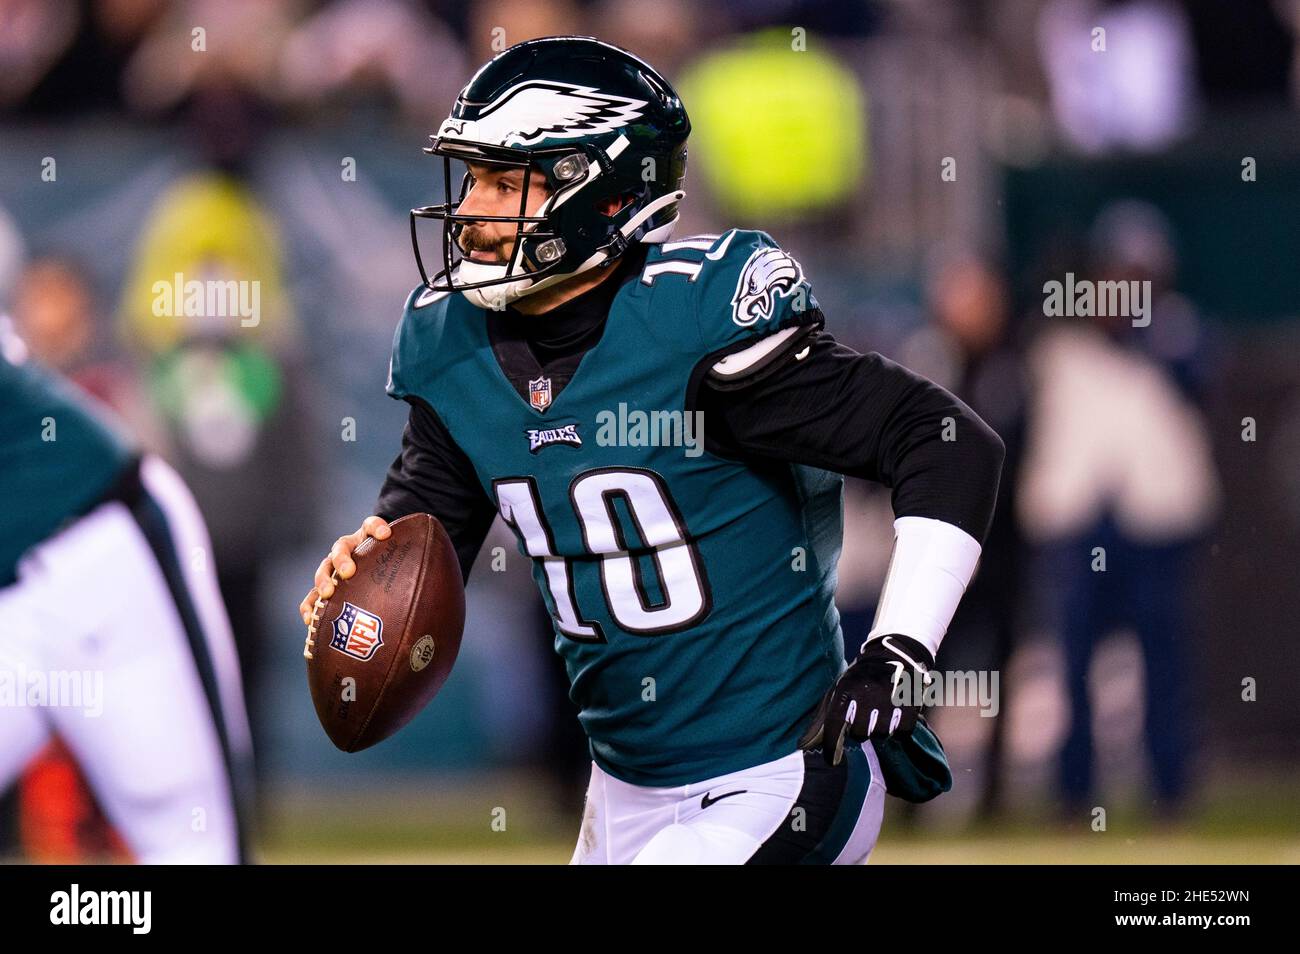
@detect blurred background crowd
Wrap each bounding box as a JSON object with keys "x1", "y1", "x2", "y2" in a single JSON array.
[{"x1": 1, "y1": 0, "x2": 1298, "y2": 861}]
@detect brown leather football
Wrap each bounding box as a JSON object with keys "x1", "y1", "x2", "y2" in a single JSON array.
[{"x1": 303, "y1": 513, "x2": 465, "y2": 752}]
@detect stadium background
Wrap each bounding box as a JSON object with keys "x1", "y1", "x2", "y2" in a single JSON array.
[{"x1": 0, "y1": 0, "x2": 1297, "y2": 862}]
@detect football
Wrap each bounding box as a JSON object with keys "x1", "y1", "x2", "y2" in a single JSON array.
[{"x1": 303, "y1": 513, "x2": 465, "y2": 752}]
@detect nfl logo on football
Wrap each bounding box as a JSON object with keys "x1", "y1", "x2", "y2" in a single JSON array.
[{"x1": 330, "y1": 601, "x2": 385, "y2": 661}]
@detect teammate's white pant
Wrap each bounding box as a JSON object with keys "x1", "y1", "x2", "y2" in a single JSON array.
[
  {"x1": 0, "y1": 456, "x2": 252, "y2": 863},
  {"x1": 570, "y1": 743, "x2": 885, "y2": 864}
]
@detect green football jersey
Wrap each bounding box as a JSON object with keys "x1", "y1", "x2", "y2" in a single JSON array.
[
  {"x1": 0, "y1": 341, "x2": 136, "y2": 587},
  {"x1": 388, "y1": 229, "x2": 849, "y2": 786}
]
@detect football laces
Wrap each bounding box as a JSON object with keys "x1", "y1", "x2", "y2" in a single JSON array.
[{"x1": 303, "y1": 569, "x2": 340, "y2": 661}]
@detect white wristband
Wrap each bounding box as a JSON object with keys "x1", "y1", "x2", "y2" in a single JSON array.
[{"x1": 865, "y1": 516, "x2": 983, "y2": 660}]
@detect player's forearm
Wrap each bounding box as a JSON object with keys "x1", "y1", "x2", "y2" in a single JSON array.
[{"x1": 863, "y1": 516, "x2": 984, "y2": 658}]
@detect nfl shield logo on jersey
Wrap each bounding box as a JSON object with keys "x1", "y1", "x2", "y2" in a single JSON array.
[
  {"x1": 330, "y1": 602, "x2": 385, "y2": 661},
  {"x1": 529, "y1": 375, "x2": 553, "y2": 412}
]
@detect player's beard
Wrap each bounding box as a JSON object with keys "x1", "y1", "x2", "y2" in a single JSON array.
[
  {"x1": 455, "y1": 225, "x2": 539, "y2": 311},
  {"x1": 457, "y1": 225, "x2": 509, "y2": 264}
]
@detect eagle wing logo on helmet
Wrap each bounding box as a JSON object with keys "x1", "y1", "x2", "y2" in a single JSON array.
[
  {"x1": 441, "y1": 81, "x2": 650, "y2": 148},
  {"x1": 731, "y1": 247, "x2": 806, "y2": 327}
]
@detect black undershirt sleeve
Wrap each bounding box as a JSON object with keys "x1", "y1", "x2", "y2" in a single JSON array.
[
  {"x1": 374, "y1": 396, "x2": 498, "y2": 584},
  {"x1": 695, "y1": 329, "x2": 1005, "y2": 543}
]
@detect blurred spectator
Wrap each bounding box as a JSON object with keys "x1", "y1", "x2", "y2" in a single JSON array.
[
  {"x1": 0, "y1": 0, "x2": 167, "y2": 116},
  {"x1": 1037, "y1": 0, "x2": 1197, "y2": 154},
  {"x1": 465, "y1": 0, "x2": 584, "y2": 64},
  {"x1": 10, "y1": 257, "x2": 162, "y2": 448},
  {"x1": 590, "y1": 0, "x2": 701, "y2": 76},
  {"x1": 11, "y1": 258, "x2": 92, "y2": 370},
  {"x1": 119, "y1": 0, "x2": 294, "y2": 118},
  {"x1": 18, "y1": 738, "x2": 130, "y2": 863},
  {"x1": 277, "y1": 0, "x2": 468, "y2": 125},
  {"x1": 1017, "y1": 200, "x2": 1220, "y2": 819},
  {"x1": 1086, "y1": 199, "x2": 1215, "y2": 400},
  {"x1": 901, "y1": 252, "x2": 1028, "y2": 819},
  {"x1": 119, "y1": 171, "x2": 319, "y2": 809}
]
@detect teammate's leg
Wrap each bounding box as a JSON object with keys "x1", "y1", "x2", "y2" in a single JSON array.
[
  {"x1": 26, "y1": 489, "x2": 246, "y2": 863},
  {"x1": 0, "y1": 581, "x2": 55, "y2": 791},
  {"x1": 135, "y1": 456, "x2": 255, "y2": 834}
]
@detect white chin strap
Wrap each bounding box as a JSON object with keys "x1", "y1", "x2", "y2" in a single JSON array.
[
  {"x1": 456, "y1": 189, "x2": 685, "y2": 311},
  {"x1": 458, "y1": 257, "x2": 537, "y2": 311}
]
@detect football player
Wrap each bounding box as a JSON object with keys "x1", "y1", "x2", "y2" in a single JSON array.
[
  {"x1": 0, "y1": 320, "x2": 252, "y2": 863},
  {"x1": 300, "y1": 36, "x2": 1004, "y2": 864}
]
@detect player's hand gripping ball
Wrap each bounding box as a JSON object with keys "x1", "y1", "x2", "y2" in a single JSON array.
[{"x1": 302, "y1": 513, "x2": 465, "y2": 752}]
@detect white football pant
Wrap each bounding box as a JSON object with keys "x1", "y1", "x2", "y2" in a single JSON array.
[
  {"x1": 570, "y1": 743, "x2": 885, "y2": 864},
  {"x1": 0, "y1": 456, "x2": 252, "y2": 863}
]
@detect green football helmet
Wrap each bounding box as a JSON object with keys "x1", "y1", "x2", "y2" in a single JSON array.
[{"x1": 410, "y1": 36, "x2": 691, "y2": 310}]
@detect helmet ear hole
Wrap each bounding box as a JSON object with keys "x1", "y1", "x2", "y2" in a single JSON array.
[{"x1": 598, "y1": 192, "x2": 635, "y2": 217}]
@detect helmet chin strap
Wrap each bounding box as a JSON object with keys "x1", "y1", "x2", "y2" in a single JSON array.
[
  {"x1": 456, "y1": 190, "x2": 686, "y2": 312},
  {"x1": 458, "y1": 254, "x2": 536, "y2": 311}
]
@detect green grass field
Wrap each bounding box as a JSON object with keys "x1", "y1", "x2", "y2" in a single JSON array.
[
  {"x1": 254, "y1": 772, "x2": 1300, "y2": 864},
  {"x1": 256, "y1": 834, "x2": 1300, "y2": 865}
]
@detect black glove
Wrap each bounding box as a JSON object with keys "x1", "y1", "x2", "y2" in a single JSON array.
[{"x1": 798, "y1": 634, "x2": 935, "y2": 766}]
